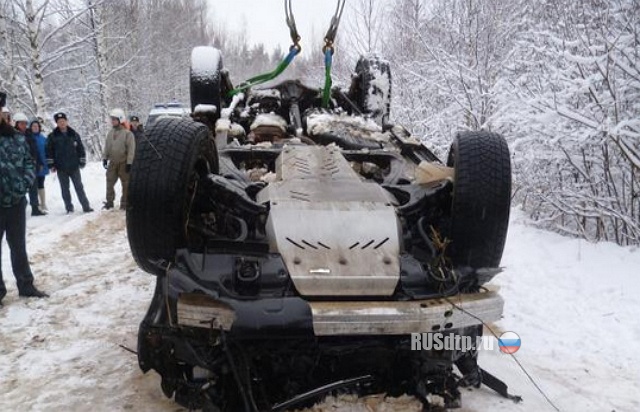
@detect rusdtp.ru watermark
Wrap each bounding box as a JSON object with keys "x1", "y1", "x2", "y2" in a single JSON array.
[{"x1": 411, "y1": 331, "x2": 521, "y2": 353}]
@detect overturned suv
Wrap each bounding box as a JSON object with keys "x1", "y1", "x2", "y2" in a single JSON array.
[{"x1": 127, "y1": 46, "x2": 511, "y2": 411}]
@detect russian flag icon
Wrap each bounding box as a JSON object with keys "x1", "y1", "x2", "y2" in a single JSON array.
[{"x1": 498, "y1": 331, "x2": 521, "y2": 354}]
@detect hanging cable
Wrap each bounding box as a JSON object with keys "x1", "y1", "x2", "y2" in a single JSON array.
[
  {"x1": 323, "y1": 0, "x2": 346, "y2": 53},
  {"x1": 321, "y1": 0, "x2": 346, "y2": 107},
  {"x1": 284, "y1": 0, "x2": 301, "y2": 46},
  {"x1": 227, "y1": 0, "x2": 302, "y2": 97}
]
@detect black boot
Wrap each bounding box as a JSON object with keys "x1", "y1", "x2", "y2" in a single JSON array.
[
  {"x1": 32, "y1": 207, "x2": 47, "y2": 216},
  {"x1": 103, "y1": 201, "x2": 114, "y2": 210},
  {"x1": 19, "y1": 285, "x2": 49, "y2": 298}
]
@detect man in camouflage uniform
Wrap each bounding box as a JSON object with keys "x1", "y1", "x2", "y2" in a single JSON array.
[
  {"x1": 0, "y1": 92, "x2": 48, "y2": 307},
  {"x1": 102, "y1": 108, "x2": 135, "y2": 210}
]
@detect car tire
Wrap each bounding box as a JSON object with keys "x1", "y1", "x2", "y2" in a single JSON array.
[
  {"x1": 351, "y1": 54, "x2": 392, "y2": 126},
  {"x1": 127, "y1": 117, "x2": 218, "y2": 274},
  {"x1": 190, "y1": 46, "x2": 224, "y2": 119},
  {"x1": 446, "y1": 131, "x2": 511, "y2": 272}
]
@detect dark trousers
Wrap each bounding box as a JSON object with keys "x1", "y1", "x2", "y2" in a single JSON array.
[
  {"x1": 28, "y1": 179, "x2": 39, "y2": 210},
  {"x1": 0, "y1": 197, "x2": 34, "y2": 296},
  {"x1": 58, "y1": 169, "x2": 91, "y2": 212}
]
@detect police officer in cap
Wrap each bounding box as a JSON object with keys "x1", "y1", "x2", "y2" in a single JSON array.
[
  {"x1": 46, "y1": 112, "x2": 94, "y2": 214},
  {"x1": 129, "y1": 115, "x2": 144, "y2": 140}
]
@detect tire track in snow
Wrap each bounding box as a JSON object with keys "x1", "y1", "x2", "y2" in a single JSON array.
[{"x1": 0, "y1": 211, "x2": 177, "y2": 412}]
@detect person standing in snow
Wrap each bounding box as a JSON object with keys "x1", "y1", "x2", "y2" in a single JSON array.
[
  {"x1": 0, "y1": 92, "x2": 48, "y2": 307},
  {"x1": 29, "y1": 120, "x2": 50, "y2": 212},
  {"x1": 13, "y1": 113, "x2": 46, "y2": 216},
  {"x1": 102, "y1": 108, "x2": 135, "y2": 210},
  {"x1": 46, "y1": 112, "x2": 94, "y2": 214},
  {"x1": 129, "y1": 115, "x2": 144, "y2": 140}
]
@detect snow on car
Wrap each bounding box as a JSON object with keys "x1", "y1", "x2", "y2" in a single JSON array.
[{"x1": 124, "y1": 45, "x2": 513, "y2": 412}]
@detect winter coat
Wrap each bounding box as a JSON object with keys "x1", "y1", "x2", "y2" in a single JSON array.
[
  {"x1": 103, "y1": 125, "x2": 135, "y2": 165},
  {"x1": 46, "y1": 126, "x2": 87, "y2": 173},
  {"x1": 24, "y1": 130, "x2": 48, "y2": 177},
  {"x1": 34, "y1": 132, "x2": 49, "y2": 176},
  {"x1": 0, "y1": 123, "x2": 35, "y2": 208},
  {"x1": 131, "y1": 124, "x2": 144, "y2": 141}
]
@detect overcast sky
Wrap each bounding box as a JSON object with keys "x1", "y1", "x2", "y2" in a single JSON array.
[{"x1": 208, "y1": 0, "x2": 346, "y2": 50}]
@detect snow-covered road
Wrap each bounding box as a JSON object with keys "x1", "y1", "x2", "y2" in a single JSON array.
[{"x1": 1, "y1": 163, "x2": 638, "y2": 411}]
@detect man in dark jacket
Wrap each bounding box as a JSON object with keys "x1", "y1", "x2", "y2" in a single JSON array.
[
  {"x1": 45, "y1": 112, "x2": 93, "y2": 213},
  {"x1": 130, "y1": 115, "x2": 144, "y2": 140},
  {"x1": 0, "y1": 93, "x2": 48, "y2": 306}
]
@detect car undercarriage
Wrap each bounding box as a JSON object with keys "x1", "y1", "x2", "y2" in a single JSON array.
[{"x1": 126, "y1": 47, "x2": 513, "y2": 411}]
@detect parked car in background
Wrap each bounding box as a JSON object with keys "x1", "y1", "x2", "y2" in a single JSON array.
[{"x1": 146, "y1": 102, "x2": 190, "y2": 125}]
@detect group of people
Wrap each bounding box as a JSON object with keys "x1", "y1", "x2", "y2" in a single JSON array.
[{"x1": 0, "y1": 90, "x2": 141, "y2": 307}]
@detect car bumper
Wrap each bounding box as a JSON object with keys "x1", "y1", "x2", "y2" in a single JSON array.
[{"x1": 176, "y1": 288, "x2": 503, "y2": 337}]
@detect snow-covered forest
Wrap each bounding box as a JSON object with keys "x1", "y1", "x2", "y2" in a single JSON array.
[{"x1": 1, "y1": 0, "x2": 639, "y2": 245}]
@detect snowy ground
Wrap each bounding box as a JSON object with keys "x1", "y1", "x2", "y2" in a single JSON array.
[{"x1": 1, "y1": 163, "x2": 639, "y2": 412}]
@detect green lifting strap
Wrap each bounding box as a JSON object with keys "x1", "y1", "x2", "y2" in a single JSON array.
[
  {"x1": 322, "y1": 49, "x2": 333, "y2": 108},
  {"x1": 227, "y1": 46, "x2": 300, "y2": 97}
]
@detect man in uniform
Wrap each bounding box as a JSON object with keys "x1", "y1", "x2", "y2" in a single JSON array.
[
  {"x1": 46, "y1": 112, "x2": 94, "y2": 213},
  {"x1": 130, "y1": 115, "x2": 144, "y2": 140},
  {"x1": 103, "y1": 108, "x2": 135, "y2": 210}
]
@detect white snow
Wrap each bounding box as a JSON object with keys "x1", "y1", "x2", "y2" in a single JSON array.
[
  {"x1": 193, "y1": 104, "x2": 217, "y2": 114},
  {"x1": 250, "y1": 113, "x2": 287, "y2": 131},
  {"x1": 190, "y1": 46, "x2": 221, "y2": 78},
  {"x1": 220, "y1": 92, "x2": 244, "y2": 119},
  {"x1": 1, "y1": 166, "x2": 639, "y2": 411},
  {"x1": 214, "y1": 118, "x2": 231, "y2": 134},
  {"x1": 366, "y1": 68, "x2": 390, "y2": 118},
  {"x1": 249, "y1": 88, "x2": 281, "y2": 100},
  {"x1": 306, "y1": 112, "x2": 389, "y2": 142}
]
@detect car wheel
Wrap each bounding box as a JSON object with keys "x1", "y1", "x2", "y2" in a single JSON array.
[
  {"x1": 446, "y1": 131, "x2": 511, "y2": 272},
  {"x1": 351, "y1": 54, "x2": 391, "y2": 126},
  {"x1": 190, "y1": 46, "x2": 224, "y2": 119},
  {"x1": 127, "y1": 117, "x2": 218, "y2": 274}
]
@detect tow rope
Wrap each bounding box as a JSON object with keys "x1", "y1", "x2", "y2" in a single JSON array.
[
  {"x1": 322, "y1": 0, "x2": 345, "y2": 107},
  {"x1": 227, "y1": 46, "x2": 300, "y2": 97},
  {"x1": 228, "y1": 0, "x2": 346, "y2": 103},
  {"x1": 227, "y1": 0, "x2": 302, "y2": 97}
]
